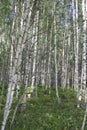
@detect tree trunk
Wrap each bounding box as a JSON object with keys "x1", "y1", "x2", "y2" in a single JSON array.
[
  {"x1": 53, "y1": 0, "x2": 59, "y2": 101},
  {"x1": 31, "y1": 11, "x2": 39, "y2": 93},
  {"x1": 80, "y1": 0, "x2": 87, "y2": 110},
  {"x1": 72, "y1": 0, "x2": 79, "y2": 108}
]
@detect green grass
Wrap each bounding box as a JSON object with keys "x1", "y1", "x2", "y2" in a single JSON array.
[{"x1": 3, "y1": 88, "x2": 87, "y2": 130}]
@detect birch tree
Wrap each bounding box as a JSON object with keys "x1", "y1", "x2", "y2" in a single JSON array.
[
  {"x1": 31, "y1": 11, "x2": 39, "y2": 94},
  {"x1": 1, "y1": 4, "x2": 18, "y2": 130},
  {"x1": 72, "y1": 0, "x2": 79, "y2": 107},
  {"x1": 81, "y1": 0, "x2": 87, "y2": 109},
  {"x1": 1, "y1": 0, "x2": 38, "y2": 129},
  {"x1": 53, "y1": 0, "x2": 59, "y2": 101}
]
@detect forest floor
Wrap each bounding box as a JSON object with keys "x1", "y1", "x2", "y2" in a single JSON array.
[{"x1": 2, "y1": 87, "x2": 87, "y2": 130}]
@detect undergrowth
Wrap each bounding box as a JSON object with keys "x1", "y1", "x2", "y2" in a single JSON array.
[{"x1": 0, "y1": 87, "x2": 86, "y2": 130}]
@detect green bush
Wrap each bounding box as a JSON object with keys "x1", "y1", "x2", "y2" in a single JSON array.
[{"x1": 1, "y1": 87, "x2": 86, "y2": 130}]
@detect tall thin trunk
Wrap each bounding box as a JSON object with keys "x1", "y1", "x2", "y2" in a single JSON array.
[
  {"x1": 61, "y1": 32, "x2": 65, "y2": 88},
  {"x1": 31, "y1": 11, "x2": 39, "y2": 93},
  {"x1": 61, "y1": 2, "x2": 69, "y2": 89},
  {"x1": 47, "y1": 29, "x2": 52, "y2": 93},
  {"x1": 41, "y1": 25, "x2": 47, "y2": 87},
  {"x1": 67, "y1": 33, "x2": 70, "y2": 88},
  {"x1": 81, "y1": 0, "x2": 87, "y2": 90},
  {"x1": 81, "y1": 0, "x2": 87, "y2": 109},
  {"x1": 53, "y1": 0, "x2": 59, "y2": 101},
  {"x1": 72, "y1": 0, "x2": 79, "y2": 107},
  {"x1": 21, "y1": 32, "x2": 31, "y2": 111},
  {"x1": 72, "y1": 0, "x2": 79, "y2": 91}
]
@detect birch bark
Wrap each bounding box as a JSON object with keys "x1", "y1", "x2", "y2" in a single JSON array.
[
  {"x1": 31, "y1": 11, "x2": 39, "y2": 93},
  {"x1": 80, "y1": 0, "x2": 87, "y2": 109},
  {"x1": 81, "y1": 0, "x2": 87, "y2": 90},
  {"x1": 72, "y1": 0, "x2": 79, "y2": 107},
  {"x1": 53, "y1": 0, "x2": 59, "y2": 101},
  {"x1": 72, "y1": 0, "x2": 79, "y2": 91}
]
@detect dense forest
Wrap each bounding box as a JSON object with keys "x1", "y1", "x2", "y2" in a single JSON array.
[{"x1": 0, "y1": 0, "x2": 87, "y2": 130}]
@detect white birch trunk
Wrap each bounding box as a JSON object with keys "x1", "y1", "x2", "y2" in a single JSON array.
[
  {"x1": 31, "y1": 11, "x2": 39, "y2": 93},
  {"x1": 53, "y1": 0, "x2": 59, "y2": 101},
  {"x1": 67, "y1": 34, "x2": 70, "y2": 88},
  {"x1": 47, "y1": 32, "x2": 52, "y2": 93},
  {"x1": 72, "y1": 0, "x2": 79, "y2": 91},
  {"x1": 72, "y1": 0, "x2": 79, "y2": 107},
  {"x1": 21, "y1": 30, "x2": 32, "y2": 110},
  {"x1": 61, "y1": 32, "x2": 66, "y2": 88},
  {"x1": 81, "y1": 0, "x2": 87, "y2": 90},
  {"x1": 41, "y1": 27, "x2": 48, "y2": 87},
  {"x1": 61, "y1": 4, "x2": 69, "y2": 89},
  {"x1": 80, "y1": 0, "x2": 87, "y2": 109}
]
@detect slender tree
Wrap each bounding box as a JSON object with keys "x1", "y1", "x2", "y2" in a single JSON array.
[
  {"x1": 53, "y1": 0, "x2": 59, "y2": 101},
  {"x1": 72, "y1": 0, "x2": 79, "y2": 107},
  {"x1": 81, "y1": 0, "x2": 87, "y2": 109}
]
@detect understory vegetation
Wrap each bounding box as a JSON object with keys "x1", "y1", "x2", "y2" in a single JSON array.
[{"x1": 0, "y1": 87, "x2": 86, "y2": 130}]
